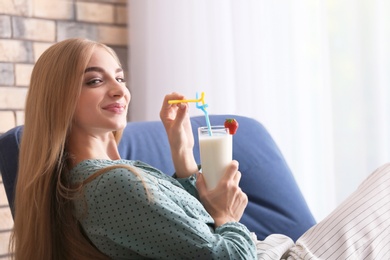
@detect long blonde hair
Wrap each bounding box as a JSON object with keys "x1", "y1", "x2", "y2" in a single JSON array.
[{"x1": 11, "y1": 38, "x2": 124, "y2": 259}]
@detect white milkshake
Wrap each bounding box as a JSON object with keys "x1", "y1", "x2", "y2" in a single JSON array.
[{"x1": 198, "y1": 126, "x2": 232, "y2": 190}]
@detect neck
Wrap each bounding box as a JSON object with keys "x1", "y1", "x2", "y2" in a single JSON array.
[{"x1": 67, "y1": 128, "x2": 121, "y2": 168}]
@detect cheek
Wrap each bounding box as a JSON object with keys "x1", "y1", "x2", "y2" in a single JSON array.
[
  {"x1": 74, "y1": 93, "x2": 99, "y2": 122},
  {"x1": 125, "y1": 88, "x2": 131, "y2": 103}
]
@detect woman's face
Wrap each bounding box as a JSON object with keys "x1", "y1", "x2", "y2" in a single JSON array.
[{"x1": 73, "y1": 47, "x2": 130, "y2": 136}]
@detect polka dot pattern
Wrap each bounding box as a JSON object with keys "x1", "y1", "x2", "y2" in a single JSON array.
[{"x1": 70, "y1": 159, "x2": 256, "y2": 259}]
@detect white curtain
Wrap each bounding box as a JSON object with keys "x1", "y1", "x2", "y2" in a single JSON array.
[{"x1": 127, "y1": 0, "x2": 390, "y2": 221}]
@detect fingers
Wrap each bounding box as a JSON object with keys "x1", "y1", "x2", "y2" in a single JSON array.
[
  {"x1": 223, "y1": 161, "x2": 246, "y2": 216},
  {"x1": 233, "y1": 191, "x2": 248, "y2": 220},
  {"x1": 161, "y1": 92, "x2": 185, "y2": 111},
  {"x1": 173, "y1": 102, "x2": 189, "y2": 125},
  {"x1": 230, "y1": 171, "x2": 247, "y2": 221},
  {"x1": 233, "y1": 170, "x2": 242, "y2": 184},
  {"x1": 196, "y1": 161, "x2": 248, "y2": 225},
  {"x1": 221, "y1": 160, "x2": 240, "y2": 184},
  {"x1": 160, "y1": 92, "x2": 188, "y2": 124}
]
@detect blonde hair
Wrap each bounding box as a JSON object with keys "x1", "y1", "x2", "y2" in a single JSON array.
[{"x1": 10, "y1": 38, "x2": 125, "y2": 259}]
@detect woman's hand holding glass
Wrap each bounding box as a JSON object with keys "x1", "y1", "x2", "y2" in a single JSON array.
[
  {"x1": 196, "y1": 160, "x2": 248, "y2": 227},
  {"x1": 160, "y1": 93, "x2": 198, "y2": 178}
]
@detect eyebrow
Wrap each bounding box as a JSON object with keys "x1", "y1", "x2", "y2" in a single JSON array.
[{"x1": 84, "y1": 67, "x2": 123, "y2": 73}]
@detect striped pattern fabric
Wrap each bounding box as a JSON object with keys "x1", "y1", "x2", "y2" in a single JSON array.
[
  {"x1": 253, "y1": 233, "x2": 294, "y2": 259},
  {"x1": 254, "y1": 163, "x2": 390, "y2": 260}
]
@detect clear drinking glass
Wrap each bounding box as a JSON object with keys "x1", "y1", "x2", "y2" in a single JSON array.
[{"x1": 198, "y1": 126, "x2": 232, "y2": 190}]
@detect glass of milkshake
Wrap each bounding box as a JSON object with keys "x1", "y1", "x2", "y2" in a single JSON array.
[{"x1": 198, "y1": 126, "x2": 232, "y2": 190}]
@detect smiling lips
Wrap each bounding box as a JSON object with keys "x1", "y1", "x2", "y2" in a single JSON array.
[{"x1": 102, "y1": 103, "x2": 126, "y2": 113}]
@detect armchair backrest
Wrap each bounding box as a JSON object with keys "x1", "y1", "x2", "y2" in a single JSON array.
[{"x1": 0, "y1": 115, "x2": 315, "y2": 241}]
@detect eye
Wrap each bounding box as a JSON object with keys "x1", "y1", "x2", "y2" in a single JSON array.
[
  {"x1": 116, "y1": 77, "x2": 126, "y2": 83},
  {"x1": 86, "y1": 78, "x2": 102, "y2": 86}
]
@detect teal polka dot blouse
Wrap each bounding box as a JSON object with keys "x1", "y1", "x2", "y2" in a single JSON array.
[{"x1": 70, "y1": 159, "x2": 256, "y2": 259}]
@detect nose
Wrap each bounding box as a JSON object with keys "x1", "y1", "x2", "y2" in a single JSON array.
[
  {"x1": 109, "y1": 80, "x2": 127, "y2": 98},
  {"x1": 109, "y1": 79, "x2": 131, "y2": 104}
]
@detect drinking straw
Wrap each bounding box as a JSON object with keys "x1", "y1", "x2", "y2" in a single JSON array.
[
  {"x1": 195, "y1": 92, "x2": 212, "y2": 136},
  {"x1": 168, "y1": 92, "x2": 212, "y2": 136},
  {"x1": 168, "y1": 98, "x2": 201, "y2": 104}
]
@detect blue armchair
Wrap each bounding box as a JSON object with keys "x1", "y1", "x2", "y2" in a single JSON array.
[{"x1": 0, "y1": 115, "x2": 315, "y2": 241}]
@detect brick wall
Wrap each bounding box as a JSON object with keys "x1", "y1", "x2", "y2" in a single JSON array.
[
  {"x1": 0, "y1": 0, "x2": 129, "y2": 134},
  {"x1": 0, "y1": 0, "x2": 129, "y2": 258}
]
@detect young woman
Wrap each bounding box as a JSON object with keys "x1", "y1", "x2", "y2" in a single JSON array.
[
  {"x1": 11, "y1": 38, "x2": 254, "y2": 259},
  {"x1": 11, "y1": 38, "x2": 390, "y2": 259}
]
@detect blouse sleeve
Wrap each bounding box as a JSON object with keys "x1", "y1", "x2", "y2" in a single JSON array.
[
  {"x1": 173, "y1": 173, "x2": 200, "y2": 199},
  {"x1": 88, "y1": 168, "x2": 257, "y2": 260}
]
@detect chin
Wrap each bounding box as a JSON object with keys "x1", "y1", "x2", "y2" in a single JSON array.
[{"x1": 116, "y1": 121, "x2": 128, "y2": 131}]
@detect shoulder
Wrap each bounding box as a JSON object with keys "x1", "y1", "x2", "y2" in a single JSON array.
[
  {"x1": 77, "y1": 161, "x2": 158, "y2": 207},
  {"x1": 71, "y1": 159, "x2": 141, "y2": 180},
  {"x1": 70, "y1": 159, "x2": 159, "y2": 191}
]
